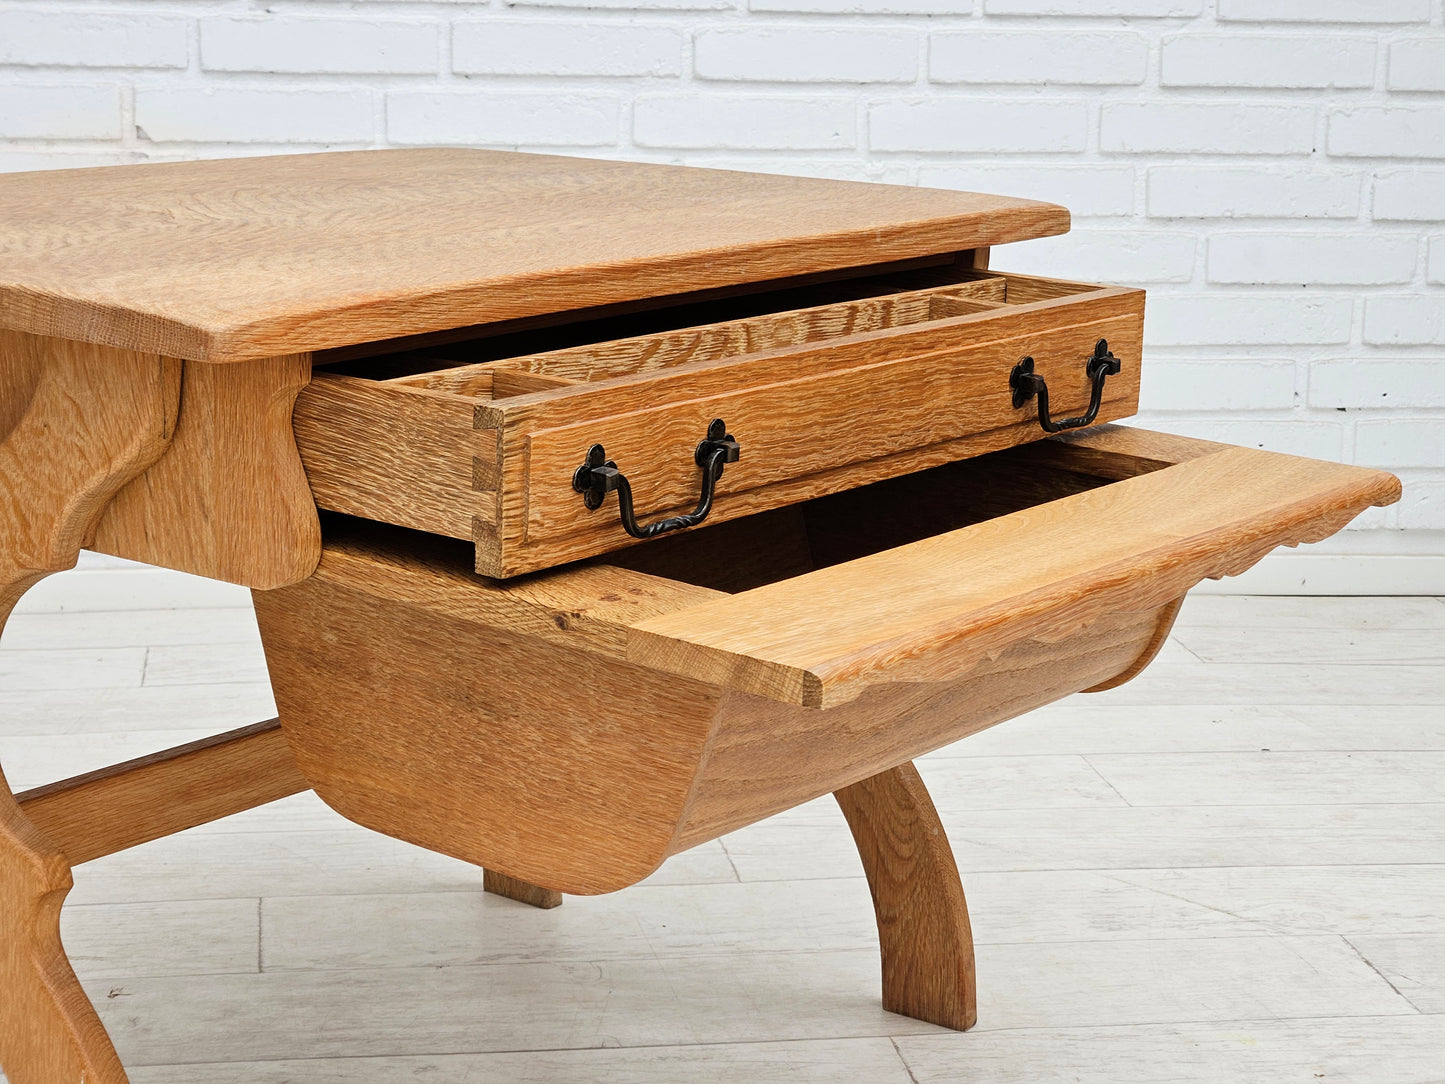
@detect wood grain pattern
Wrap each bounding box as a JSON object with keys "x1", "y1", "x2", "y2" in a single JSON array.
[
  {"x1": 311, "y1": 252, "x2": 964, "y2": 367},
  {"x1": 513, "y1": 307, "x2": 1141, "y2": 574},
  {"x1": 297, "y1": 520, "x2": 724, "y2": 659},
  {"x1": 671, "y1": 605, "x2": 1169, "y2": 849},
  {"x1": 251, "y1": 538, "x2": 726, "y2": 895},
  {"x1": 254, "y1": 429, "x2": 1401, "y2": 888},
  {"x1": 0, "y1": 330, "x2": 180, "y2": 624},
  {"x1": 834, "y1": 762, "x2": 976, "y2": 1031},
  {"x1": 422, "y1": 278, "x2": 1008, "y2": 387},
  {"x1": 0, "y1": 334, "x2": 181, "y2": 1084},
  {"x1": 252, "y1": 533, "x2": 1167, "y2": 893},
  {"x1": 483, "y1": 870, "x2": 564, "y2": 910},
  {"x1": 0, "y1": 150, "x2": 1069, "y2": 362},
  {"x1": 91, "y1": 354, "x2": 320, "y2": 589},
  {"x1": 294, "y1": 274, "x2": 1143, "y2": 577},
  {"x1": 17, "y1": 720, "x2": 309, "y2": 866},
  {"x1": 1084, "y1": 594, "x2": 1186, "y2": 693},
  {"x1": 629, "y1": 443, "x2": 1401, "y2": 708},
  {"x1": 397, "y1": 367, "x2": 580, "y2": 400},
  {"x1": 0, "y1": 338, "x2": 41, "y2": 441},
  {"x1": 0, "y1": 765, "x2": 127, "y2": 1084},
  {"x1": 293, "y1": 376, "x2": 496, "y2": 542}
]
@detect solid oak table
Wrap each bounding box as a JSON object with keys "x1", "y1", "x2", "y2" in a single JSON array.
[{"x1": 0, "y1": 150, "x2": 1400, "y2": 1084}]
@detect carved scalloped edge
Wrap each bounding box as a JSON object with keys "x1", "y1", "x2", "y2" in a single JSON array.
[
  {"x1": 854, "y1": 491, "x2": 1395, "y2": 691},
  {"x1": 1199, "y1": 503, "x2": 1367, "y2": 582}
]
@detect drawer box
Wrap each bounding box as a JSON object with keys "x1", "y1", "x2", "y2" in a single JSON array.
[
  {"x1": 254, "y1": 425, "x2": 1399, "y2": 893},
  {"x1": 295, "y1": 264, "x2": 1143, "y2": 577}
]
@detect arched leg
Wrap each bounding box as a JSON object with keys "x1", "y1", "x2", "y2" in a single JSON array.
[
  {"x1": 0, "y1": 767, "x2": 129, "y2": 1084},
  {"x1": 0, "y1": 333, "x2": 180, "y2": 1084},
  {"x1": 834, "y1": 761, "x2": 976, "y2": 1031}
]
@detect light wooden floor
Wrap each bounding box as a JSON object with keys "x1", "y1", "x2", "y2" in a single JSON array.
[{"x1": 2, "y1": 563, "x2": 1443, "y2": 1082}]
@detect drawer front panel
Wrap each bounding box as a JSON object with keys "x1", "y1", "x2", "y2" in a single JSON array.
[{"x1": 519, "y1": 310, "x2": 1141, "y2": 563}]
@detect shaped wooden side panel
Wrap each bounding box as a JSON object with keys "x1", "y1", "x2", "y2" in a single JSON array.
[
  {"x1": 0, "y1": 331, "x2": 181, "y2": 1084},
  {"x1": 91, "y1": 354, "x2": 320, "y2": 589}
]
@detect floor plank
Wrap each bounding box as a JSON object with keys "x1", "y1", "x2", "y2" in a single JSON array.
[
  {"x1": 0, "y1": 729, "x2": 224, "y2": 790},
  {"x1": 1174, "y1": 594, "x2": 1445, "y2": 631},
  {"x1": 722, "y1": 803, "x2": 1445, "y2": 879},
  {"x1": 64, "y1": 826, "x2": 738, "y2": 908},
  {"x1": 0, "y1": 682, "x2": 276, "y2": 736},
  {"x1": 0, "y1": 607, "x2": 261, "y2": 651},
  {"x1": 62, "y1": 899, "x2": 260, "y2": 980},
  {"x1": 897, "y1": 1015, "x2": 1445, "y2": 1083},
  {"x1": 260, "y1": 865, "x2": 1445, "y2": 974},
  {"x1": 1088, "y1": 662, "x2": 1443, "y2": 705},
  {"x1": 1172, "y1": 625, "x2": 1445, "y2": 665},
  {"x1": 1347, "y1": 933, "x2": 1445, "y2": 1013},
  {"x1": 128, "y1": 1038, "x2": 917, "y2": 1084},
  {"x1": 1085, "y1": 751, "x2": 1445, "y2": 806},
  {"x1": 0, "y1": 646, "x2": 146, "y2": 691},
  {"x1": 87, "y1": 938, "x2": 1412, "y2": 1067},
  {"x1": 10, "y1": 567, "x2": 251, "y2": 613},
  {"x1": 142, "y1": 642, "x2": 271, "y2": 687},
  {"x1": 930, "y1": 702, "x2": 1445, "y2": 756}
]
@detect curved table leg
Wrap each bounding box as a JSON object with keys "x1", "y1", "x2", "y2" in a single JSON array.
[
  {"x1": 0, "y1": 336, "x2": 180, "y2": 1084},
  {"x1": 834, "y1": 761, "x2": 977, "y2": 1031},
  {"x1": 0, "y1": 768, "x2": 129, "y2": 1084}
]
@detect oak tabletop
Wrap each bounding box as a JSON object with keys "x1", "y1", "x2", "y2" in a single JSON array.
[{"x1": 0, "y1": 149, "x2": 1068, "y2": 363}]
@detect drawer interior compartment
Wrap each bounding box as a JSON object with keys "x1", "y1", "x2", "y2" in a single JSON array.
[
  {"x1": 295, "y1": 267, "x2": 1145, "y2": 577},
  {"x1": 255, "y1": 426, "x2": 1399, "y2": 893},
  {"x1": 317, "y1": 264, "x2": 1096, "y2": 387}
]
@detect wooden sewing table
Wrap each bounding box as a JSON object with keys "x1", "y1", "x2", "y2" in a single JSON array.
[{"x1": 0, "y1": 150, "x2": 1399, "y2": 1083}]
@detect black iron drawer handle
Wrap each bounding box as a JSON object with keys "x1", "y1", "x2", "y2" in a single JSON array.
[
  {"x1": 573, "y1": 418, "x2": 741, "y2": 540},
  {"x1": 1009, "y1": 339, "x2": 1123, "y2": 434}
]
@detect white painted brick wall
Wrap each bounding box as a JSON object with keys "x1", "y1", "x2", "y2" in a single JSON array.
[
  {"x1": 0, "y1": 10, "x2": 187, "y2": 69},
  {"x1": 1217, "y1": 0, "x2": 1431, "y2": 22},
  {"x1": 696, "y1": 28, "x2": 918, "y2": 82},
  {"x1": 930, "y1": 32, "x2": 1150, "y2": 85},
  {"x1": 1330, "y1": 106, "x2": 1445, "y2": 158},
  {"x1": 1207, "y1": 233, "x2": 1419, "y2": 285},
  {"x1": 1161, "y1": 34, "x2": 1376, "y2": 88},
  {"x1": 200, "y1": 18, "x2": 440, "y2": 76},
  {"x1": 1101, "y1": 102, "x2": 1317, "y2": 155},
  {"x1": 1374, "y1": 169, "x2": 1445, "y2": 221},
  {"x1": 454, "y1": 22, "x2": 684, "y2": 77},
  {"x1": 1148, "y1": 167, "x2": 1362, "y2": 219},
  {"x1": 872, "y1": 99, "x2": 1089, "y2": 152},
  {"x1": 0, "y1": 0, "x2": 1442, "y2": 566},
  {"x1": 1388, "y1": 37, "x2": 1445, "y2": 90}
]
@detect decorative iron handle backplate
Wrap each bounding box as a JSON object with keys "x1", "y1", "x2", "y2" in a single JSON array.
[
  {"x1": 1009, "y1": 339, "x2": 1123, "y2": 434},
  {"x1": 573, "y1": 418, "x2": 741, "y2": 540}
]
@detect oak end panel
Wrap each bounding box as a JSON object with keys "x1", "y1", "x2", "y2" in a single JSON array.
[
  {"x1": 92, "y1": 353, "x2": 321, "y2": 590},
  {"x1": 670, "y1": 605, "x2": 1167, "y2": 850},
  {"x1": 253, "y1": 566, "x2": 725, "y2": 895}
]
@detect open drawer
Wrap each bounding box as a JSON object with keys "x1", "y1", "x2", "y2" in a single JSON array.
[
  {"x1": 294, "y1": 262, "x2": 1145, "y2": 577},
  {"x1": 254, "y1": 425, "x2": 1399, "y2": 894}
]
